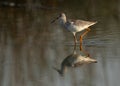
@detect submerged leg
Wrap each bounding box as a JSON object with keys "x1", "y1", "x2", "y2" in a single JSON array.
[{"x1": 79, "y1": 28, "x2": 91, "y2": 48}]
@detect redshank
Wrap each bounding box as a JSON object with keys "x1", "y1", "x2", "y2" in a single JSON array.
[{"x1": 51, "y1": 13, "x2": 97, "y2": 49}]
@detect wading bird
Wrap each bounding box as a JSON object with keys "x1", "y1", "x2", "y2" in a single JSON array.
[{"x1": 51, "y1": 13, "x2": 97, "y2": 49}]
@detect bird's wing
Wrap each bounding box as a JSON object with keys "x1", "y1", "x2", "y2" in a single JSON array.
[{"x1": 68, "y1": 19, "x2": 97, "y2": 27}]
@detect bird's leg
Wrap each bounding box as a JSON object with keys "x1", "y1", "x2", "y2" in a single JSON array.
[
  {"x1": 79, "y1": 44, "x2": 90, "y2": 57},
  {"x1": 79, "y1": 28, "x2": 91, "y2": 47},
  {"x1": 73, "y1": 34, "x2": 77, "y2": 47}
]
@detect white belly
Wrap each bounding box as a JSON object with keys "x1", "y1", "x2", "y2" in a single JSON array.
[{"x1": 66, "y1": 24, "x2": 88, "y2": 33}]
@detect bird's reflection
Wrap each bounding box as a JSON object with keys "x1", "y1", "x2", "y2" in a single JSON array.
[{"x1": 53, "y1": 45, "x2": 97, "y2": 76}]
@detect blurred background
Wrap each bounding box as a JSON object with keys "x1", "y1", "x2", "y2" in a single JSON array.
[{"x1": 0, "y1": 0, "x2": 120, "y2": 86}]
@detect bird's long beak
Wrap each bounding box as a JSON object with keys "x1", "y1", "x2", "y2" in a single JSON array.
[{"x1": 51, "y1": 16, "x2": 60, "y2": 23}]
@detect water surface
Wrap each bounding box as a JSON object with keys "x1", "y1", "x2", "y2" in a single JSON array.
[{"x1": 0, "y1": 1, "x2": 120, "y2": 86}]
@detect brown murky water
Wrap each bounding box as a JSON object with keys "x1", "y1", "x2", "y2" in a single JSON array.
[{"x1": 0, "y1": 1, "x2": 120, "y2": 86}]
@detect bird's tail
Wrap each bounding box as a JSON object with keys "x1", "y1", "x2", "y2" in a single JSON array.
[{"x1": 91, "y1": 21, "x2": 97, "y2": 26}]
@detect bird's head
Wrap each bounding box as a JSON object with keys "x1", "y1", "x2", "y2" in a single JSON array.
[
  {"x1": 53, "y1": 67, "x2": 64, "y2": 76},
  {"x1": 51, "y1": 13, "x2": 66, "y2": 24}
]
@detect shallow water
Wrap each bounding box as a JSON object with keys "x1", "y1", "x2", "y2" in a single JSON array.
[{"x1": 0, "y1": 1, "x2": 120, "y2": 86}]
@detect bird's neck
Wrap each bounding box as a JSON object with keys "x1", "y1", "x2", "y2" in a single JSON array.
[
  {"x1": 62, "y1": 18, "x2": 67, "y2": 24},
  {"x1": 59, "y1": 17, "x2": 67, "y2": 25},
  {"x1": 61, "y1": 65, "x2": 67, "y2": 73}
]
